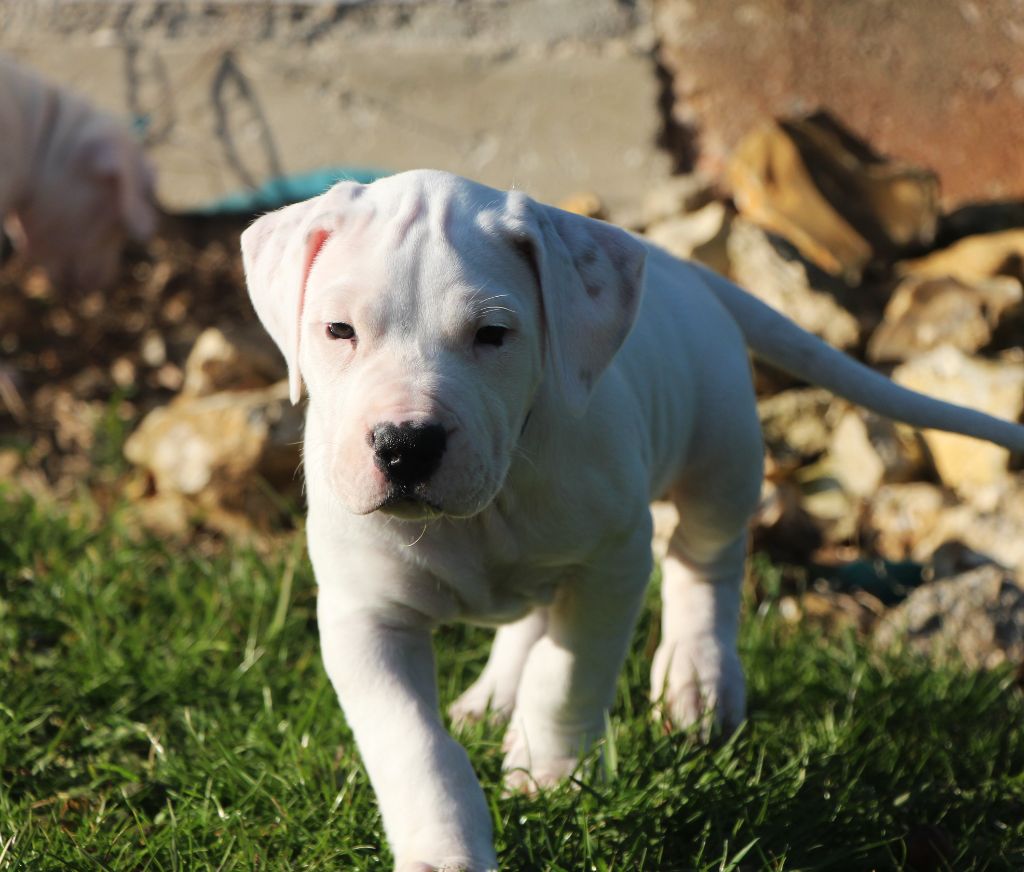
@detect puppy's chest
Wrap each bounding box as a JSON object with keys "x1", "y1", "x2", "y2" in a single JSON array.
[
  {"x1": 411, "y1": 519, "x2": 578, "y2": 625},
  {"x1": 411, "y1": 541, "x2": 565, "y2": 624}
]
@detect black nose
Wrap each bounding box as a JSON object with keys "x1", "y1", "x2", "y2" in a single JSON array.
[{"x1": 371, "y1": 421, "x2": 447, "y2": 490}]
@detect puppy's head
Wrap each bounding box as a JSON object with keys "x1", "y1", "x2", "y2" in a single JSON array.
[
  {"x1": 241, "y1": 170, "x2": 645, "y2": 519},
  {"x1": 16, "y1": 113, "x2": 157, "y2": 292}
]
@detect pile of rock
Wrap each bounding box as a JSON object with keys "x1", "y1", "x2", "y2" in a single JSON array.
[
  {"x1": 123, "y1": 323, "x2": 304, "y2": 536},
  {"x1": 634, "y1": 113, "x2": 1024, "y2": 671}
]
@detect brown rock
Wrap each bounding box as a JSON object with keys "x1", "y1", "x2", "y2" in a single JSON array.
[
  {"x1": 123, "y1": 380, "x2": 303, "y2": 527},
  {"x1": 827, "y1": 408, "x2": 928, "y2": 499},
  {"x1": 891, "y1": 347, "x2": 1024, "y2": 501},
  {"x1": 641, "y1": 172, "x2": 715, "y2": 227},
  {"x1": 874, "y1": 564, "x2": 1024, "y2": 670},
  {"x1": 753, "y1": 477, "x2": 823, "y2": 561},
  {"x1": 758, "y1": 388, "x2": 838, "y2": 462},
  {"x1": 645, "y1": 201, "x2": 732, "y2": 274},
  {"x1": 728, "y1": 115, "x2": 938, "y2": 281},
  {"x1": 796, "y1": 460, "x2": 858, "y2": 544},
  {"x1": 929, "y1": 491, "x2": 1024, "y2": 579},
  {"x1": 863, "y1": 483, "x2": 952, "y2": 563},
  {"x1": 898, "y1": 229, "x2": 1024, "y2": 284},
  {"x1": 727, "y1": 219, "x2": 861, "y2": 349},
  {"x1": 865, "y1": 483, "x2": 1024, "y2": 577},
  {"x1": 867, "y1": 274, "x2": 1023, "y2": 363},
  {"x1": 182, "y1": 324, "x2": 287, "y2": 398}
]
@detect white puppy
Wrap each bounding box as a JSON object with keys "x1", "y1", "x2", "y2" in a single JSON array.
[
  {"x1": 241, "y1": 170, "x2": 1024, "y2": 871},
  {"x1": 0, "y1": 56, "x2": 156, "y2": 290}
]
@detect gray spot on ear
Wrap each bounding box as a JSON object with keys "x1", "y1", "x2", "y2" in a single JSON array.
[
  {"x1": 579, "y1": 368, "x2": 594, "y2": 390},
  {"x1": 608, "y1": 243, "x2": 633, "y2": 279},
  {"x1": 606, "y1": 244, "x2": 643, "y2": 306},
  {"x1": 510, "y1": 233, "x2": 541, "y2": 290},
  {"x1": 620, "y1": 273, "x2": 639, "y2": 305},
  {"x1": 585, "y1": 282, "x2": 602, "y2": 299}
]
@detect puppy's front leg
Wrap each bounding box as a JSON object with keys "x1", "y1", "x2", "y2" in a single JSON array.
[
  {"x1": 502, "y1": 536, "x2": 652, "y2": 791},
  {"x1": 448, "y1": 608, "x2": 548, "y2": 727},
  {"x1": 318, "y1": 590, "x2": 497, "y2": 871}
]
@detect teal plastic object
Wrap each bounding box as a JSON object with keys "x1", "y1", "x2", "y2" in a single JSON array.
[{"x1": 192, "y1": 167, "x2": 389, "y2": 215}]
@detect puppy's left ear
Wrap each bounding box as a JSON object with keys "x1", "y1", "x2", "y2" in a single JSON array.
[
  {"x1": 240, "y1": 197, "x2": 338, "y2": 404},
  {"x1": 506, "y1": 193, "x2": 646, "y2": 417}
]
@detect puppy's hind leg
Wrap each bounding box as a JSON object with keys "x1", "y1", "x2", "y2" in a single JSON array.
[
  {"x1": 448, "y1": 608, "x2": 548, "y2": 727},
  {"x1": 652, "y1": 422, "x2": 763, "y2": 736},
  {"x1": 650, "y1": 530, "x2": 749, "y2": 736}
]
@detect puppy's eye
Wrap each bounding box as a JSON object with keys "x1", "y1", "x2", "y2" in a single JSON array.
[
  {"x1": 326, "y1": 322, "x2": 356, "y2": 340},
  {"x1": 475, "y1": 326, "x2": 508, "y2": 348}
]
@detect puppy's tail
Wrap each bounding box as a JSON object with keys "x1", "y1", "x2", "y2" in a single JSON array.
[{"x1": 697, "y1": 263, "x2": 1024, "y2": 452}]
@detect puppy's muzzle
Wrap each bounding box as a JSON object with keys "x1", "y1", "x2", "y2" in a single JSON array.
[{"x1": 371, "y1": 421, "x2": 448, "y2": 492}]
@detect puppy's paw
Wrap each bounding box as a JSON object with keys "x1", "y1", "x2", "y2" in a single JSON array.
[
  {"x1": 396, "y1": 854, "x2": 497, "y2": 871},
  {"x1": 500, "y1": 723, "x2": 583, "y2": 795},
  {"x1": 447, "y1": 677, "x2": 514, "y2": 729},
  {"x1": 501, "y1": 753, "x2": 577, "y2": 795},
  {"x1": 650, "y1": 635, "x2": 745, "y2": 737}
]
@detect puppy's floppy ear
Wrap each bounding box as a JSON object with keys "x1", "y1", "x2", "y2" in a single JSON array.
[
  {"x1": 505, "y1": 192, "x2": 647, "y2": 417},
  {"x1": 241, "y1": 186, "x2": 354, "y2": 404},
  {"x1": 83, "y1": 134, "x2": 159, "y2": 241}
]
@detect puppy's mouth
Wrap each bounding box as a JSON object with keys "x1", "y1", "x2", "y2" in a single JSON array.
[{"x1": 375, "y1": 489, "x2": 444, "y2": 520}]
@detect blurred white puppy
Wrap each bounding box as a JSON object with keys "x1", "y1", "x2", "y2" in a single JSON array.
[
  {"x1": 242, "y1": 170, "x2": 1024, "y2": 871},
  {"x1": 0, "y1": 55, "x2": 156, "y2": 290}
]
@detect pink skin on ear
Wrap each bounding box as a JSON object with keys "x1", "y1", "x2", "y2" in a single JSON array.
[{"x1": 291, "y1": 228, "x2": 333, "y2": 403}]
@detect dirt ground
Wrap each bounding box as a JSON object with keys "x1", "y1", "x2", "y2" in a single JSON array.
[{"x1": 0, "y1": 213, "x2": 257, "y2": 508}]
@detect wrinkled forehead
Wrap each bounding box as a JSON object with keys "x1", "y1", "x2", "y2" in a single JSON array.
[{"x1": 305, "y1": 173, "x2": 535, "y2": 316}]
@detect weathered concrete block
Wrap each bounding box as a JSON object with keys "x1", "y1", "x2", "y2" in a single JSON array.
[{"x1": 4, "y1": 0, "x2": 672, "y2": 214}]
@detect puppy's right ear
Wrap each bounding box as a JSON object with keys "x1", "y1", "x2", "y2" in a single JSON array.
[{"x1": 241, "y1": 184, "x2": 359, "y2": 404}]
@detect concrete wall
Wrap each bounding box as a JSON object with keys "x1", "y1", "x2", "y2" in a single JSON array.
[{"x1": 2, "y1": 1, "x2": 672, "y2": 214}]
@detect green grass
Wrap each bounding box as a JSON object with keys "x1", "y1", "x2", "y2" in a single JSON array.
[{"x1": 2, "y1": 492, "x2": 1023, "y2": 871}]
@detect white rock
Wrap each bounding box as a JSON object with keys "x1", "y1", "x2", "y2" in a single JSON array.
[
  {"x1": 891, "y1": 346, "x2": 1024, "y2": 502},
  {"x1": 727, "y1": 218, "x2": 861, "y2": 350}
]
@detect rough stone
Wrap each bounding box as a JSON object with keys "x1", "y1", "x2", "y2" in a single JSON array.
[
  {"x1": 865, "y1": 483, "x2": 1024, "y2": 577},
  {"x1": 644, "y1": 200, "x2": 731, "y2": 274},
  {"x1": 757, "y1": 388, "x2": 838, "y2": 463},
  {"x1": 5, "y1": 0, "x2": 670, "y2": 215},
  {"x1": 827, "y1": 408, "x2": 929, "y2": 499},
  {"x1": 727, "y1": 218, "x2": 860, "y2": 350},
  {"x1": 863, "y1": 483, "x2": 952, "y2": 564},
  {"x1": 123, "y1": 380, "x2": 303, "y2": 529},
  {"x1": 795, "y1": 459, "x2": 858, "y2": 544},
  {"x1": 728, "y1": 115, "x2": 939, "y2": 282},
  {"x1": 891, "y1": 346, "x2": 1024, "y2": 501},
  {"x1": 182, "y1": 324, "x2": 287, "y2": 398},
  {"x1": 867, "y1": 274, "x2": 1023, "y2": 364},
  {"x1": 641, "y1": 172, "x2": 715, "y2": 227},
  {"x1": 897, "y1": 229, "x2": 1024, "y2": 284},
  {"x1": 752, "y1": 476, "x2": 823, "y2": 561},
  {"x1": 874, "y1": 564, "x2": 1024, "y2": 670}
]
